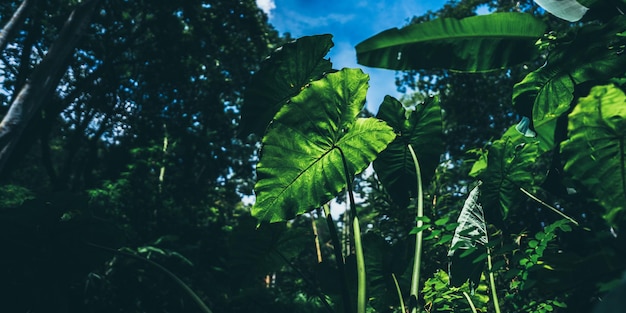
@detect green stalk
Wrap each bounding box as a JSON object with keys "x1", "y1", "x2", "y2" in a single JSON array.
[
  {"x1": 323, "y1": 203, "x2": 353, "y2": 313},
  {"x1": 337, "y1": 147, "x2": 366, "y2": 313},
  {"x1": 519, "y1": 187, "x2": 580, "y2": 226},
  {"x1": 462, "y1": 291, "x2": 478, "y2": 313},
  {"x1": 353, "y1": 215, "x2": 366, "y2": 313},
  {"x1": 392, "y1": 273, "x2": 407, "y2": 313},
  {"x1": 486, "y1": 247, "x2": 502, "y2": 313},
  {"x1": 407, "y1": 144, "x2": 423, "y2": 313},
  {"x1": 85, "y1": 241, "x2": 213, "y2": 313}
]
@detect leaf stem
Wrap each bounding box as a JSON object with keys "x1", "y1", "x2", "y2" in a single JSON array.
[
  {"x1": 519, "y1": 187, "x2": 579, "y2": 226},
  {"x1": 408, "y1": 144, "x2": 424, "y2": 313},
  {"x1": 462, "y1": 291, "x2": 478, "y2": 313},
  {"x1": 392, "y1": 273, "x2": 407, "y2": 313},
  {"x1": 323, "y1": 203, "x2": 353, "y2": 313},
  {"x1": 337, "y1": 146, "x2": 366, "y2": 313},
  {"x1": 486, "y1": 248, "x2": 502, "y2": 313}
]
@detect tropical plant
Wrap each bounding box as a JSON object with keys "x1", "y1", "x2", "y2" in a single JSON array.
[{"x1": 355, "y1": 1, "x2": 626, "y2": 312}]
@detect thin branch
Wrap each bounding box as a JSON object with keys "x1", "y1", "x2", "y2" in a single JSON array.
[{"x1": 519, "y1": 187, "x2": 580, "y2": 226}]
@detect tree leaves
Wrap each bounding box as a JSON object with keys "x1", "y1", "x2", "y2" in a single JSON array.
[
  {"x1": 240, "y1": 34, "x2": 334, "y2": 137},
  {"x1": 252, "y1": 68, "x2": 396, "y2": 223},
  {"x1": 373, "y1": 95, "x2": 443, "y2": 207},
  {"x1": 561, "y1": 84, "x2": 626, "y2": 227},
  {"x1": 356, "y1": 13, "x2": 546, "y2": 72}
]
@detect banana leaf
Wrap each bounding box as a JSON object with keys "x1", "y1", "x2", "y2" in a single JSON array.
[{"x1": 356, "y1": 13, "x2": 546, "y2": 72}]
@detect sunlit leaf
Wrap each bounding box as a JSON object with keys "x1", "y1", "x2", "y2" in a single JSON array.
[
  {"x1": 534, "y1": 0, "x2": 590, "y2": 22},
  {"x1": 252, "y1": 68, "x2": 396, "y2": 223},
  {"x1": 373, "y1": 96, "x2": 443, "y2": 207},
  {"x1": 356, "y1": 13, "x2": 546, "y2": 72},
  {"x1": 448, "y1": 183, "x2": 487, "y2": 287},
  {"x1": 561, "y1": 84, "x2": 626, "y2": 227},
  {"x1": 240, "y1": 34, "x2": 334, "y2": 137}
]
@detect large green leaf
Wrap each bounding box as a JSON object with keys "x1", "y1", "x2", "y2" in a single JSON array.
[
  {"x1": 252, "y1": 68, "x2": 396, "y2": 223},
  {"x1": 560, "y1": 84, "x2": 626, "y2": 227},
  {"x1": 448, "y1": 183, "x2": 487, "y2": 287},
  {"x1": 373, "y1": 95, "x2": 443, "y2": 207},
  {"x1": 469, "y1": 126, "x2": 543, "y2": 219},
  {"x1": 355, "y1": 13, "x2": 546, "y2": 72},
  {"x1": 240, "y1": 34, "x2": 334, "y2": 137},
  {"x1": 513, "y1": 16, "x2": 626, "y2": 150}
]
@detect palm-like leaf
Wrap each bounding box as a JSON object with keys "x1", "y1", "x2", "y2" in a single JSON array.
[
  {"x1": 240, "y1": 34, "x2": 334, "y2": 137},
  {"x1": 252, "y1": 68, "x2": 396, "y2": 223},
  {"x1": 561, "y1": 84, "x2": 626, "y2": 227},
  {"x1": 469, "y1": 126, "x2": 543, "y2": 219},
  {"x1": 373, "y1": 96, "x2": 443, "y2": 207},
  {"x1": 356, "y1": 13, "x2": 546, "y2": 72}
]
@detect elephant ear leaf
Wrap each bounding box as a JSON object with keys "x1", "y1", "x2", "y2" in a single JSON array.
[
  {"x1": 513, "y1": 16, "x2": 626, "y2": 151},
  {"x1": 448, "y1": 183, "x2": 487, "y2": 288},
  {"x1": 374, "y1": 95, "x2": 443, "y2": 207},
  {"x1": 469, "y1": 126, "x2": 544, "y2": 219},
  {"x1": 252, "y1": 68, "x2": 396, "y2": 223},
  {"x1": 561, "y1": 84, "x2": 626, "y2": 227},
  {"x1": 356, "y1": 12, "x2": 546, "y2": 72},
  {"x1": 240, "y1": 34, "x2": 334, "y2": 137}
]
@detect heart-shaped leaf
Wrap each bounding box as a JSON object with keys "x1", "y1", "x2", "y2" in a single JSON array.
[
  {"x1": 513, "y1": 16, "x2": 626, "y2": 151},
  {"x1": 356, "y1": 13, "x2": 546, "y2": 72},
  {"x1": 240, "y1": 34, "x2": 334, "y2": 137},
  {"x1": 374, "y1": 95, "x2": 443, "y2": 207},
  {"x1": 469, "y1": 126, "x2": 544, "y2": 219},
  {"x1": 252, "y1": 68, "x2": 396, "y2": 223},
  {"x1": 561, "y1": 84, "x2": 626, "y2": 227}
]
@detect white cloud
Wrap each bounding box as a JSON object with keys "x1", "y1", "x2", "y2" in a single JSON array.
[{"x1": 256, "y1": 0, "x2": 276, "y2": 17}]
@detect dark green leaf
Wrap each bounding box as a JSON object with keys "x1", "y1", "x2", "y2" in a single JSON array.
[
  {"x1": 561, "y1": 84, "x2": 626, "y2": 227},
  {"x1": 470, "y1": 126, "x2": 544, "y2": 219},
  {"x1": 513, "y1": 16, "x2": 626, "y2": 150},
  {"x1": 374, "y1": 95, "x2": 443, "y2": 207},
  {"x1": 241, "y1": 34, "x2": 334, "y2": 137},
  {"x1": 356, "y1": 13, "x2": 546, "y2": 72},
  {"x1": 252, "y1": 68, "x2": 396, "y2": 223}
]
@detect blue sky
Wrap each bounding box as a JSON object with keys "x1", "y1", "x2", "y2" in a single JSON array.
[{"x1": 256, "y1": 0, "x2": 449, "y2": 113}]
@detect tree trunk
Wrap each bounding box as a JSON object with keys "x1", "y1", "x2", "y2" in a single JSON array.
[
  {"x1": 0, "y1": 0, "x2": 34, "y2": 52},
  {"x1": 0, "y1": 0, "x2": 101, "y2": 174}
]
